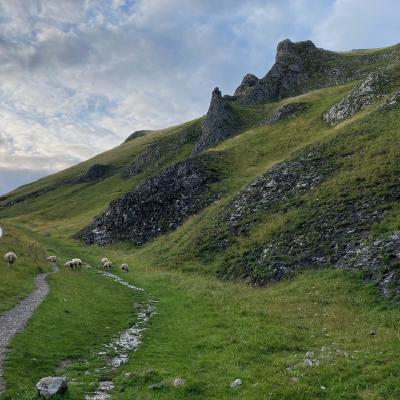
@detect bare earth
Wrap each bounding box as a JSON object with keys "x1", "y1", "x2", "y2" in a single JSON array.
[{"x1": 0, "y1": 264, "x2": 58, "y2": 392}]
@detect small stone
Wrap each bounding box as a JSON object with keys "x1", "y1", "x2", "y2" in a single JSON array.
[
  {"x1": 173, "y1": 378, "x2": 186, "y2": 386},
  {"x1": 321, "y1": 385, "x2": 327, "y2": 390},
  {"x1": 303, "y1": 358, "x2": 313, "y2": 367},
  {"x1": 36, "y1": 376, "x2": 67, "y2": 399},
  {"x1": 289, "y1": 377, "x2": 299, "y2": 383},
  {"x1": 230, "y1": 378, "x2": 242, "y2": 388}
]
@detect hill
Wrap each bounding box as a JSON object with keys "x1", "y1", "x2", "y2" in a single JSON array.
[{"x1": 1, "y1": 39, "x2": 400, "y2": 399}]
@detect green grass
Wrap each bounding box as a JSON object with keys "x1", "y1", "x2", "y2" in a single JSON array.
[
  {"x1": 4, "y1": 234, "x2": 400, "y2": 399},
  {"x1": 1, "y1": 238, "x2": 147, "y2": 400},
  {"x1": 0, "y1": 225, "x2": 48, "y2": 313},
  {"x1": 1, "y1": 45, "x2": 400, "y2": 399}
]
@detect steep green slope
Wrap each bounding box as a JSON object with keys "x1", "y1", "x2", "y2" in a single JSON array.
[{"x1": 2, "y1": 42, "x2": 400, "y2": 399}]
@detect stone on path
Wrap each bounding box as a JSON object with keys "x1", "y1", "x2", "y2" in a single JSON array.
[{"x1": 36, "y1": 376, "x2": 67, "y2": 399}]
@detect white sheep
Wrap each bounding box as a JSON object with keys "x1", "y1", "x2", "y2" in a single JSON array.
[
  {"x1": 100, "y1": 257, "x2": 109, "y2": 266},
  {"x1": 4, "y1": 251, "x2": 17, "y2": 266},
  {"x1": 64, "y1": 260, "x2": 74, "y2": 269},
  {"x1": 121, "y1": 263, "x2": 129, "y2": 272},
  {"x1": 103, "y1": 260, "x2": 112, "y2": 271},
  {"x1": 46, "y1": 255, "x2": 57, "y2": 264},
  {"x1": 71, "y1": 258, "x2": 82, "y2": 271}
]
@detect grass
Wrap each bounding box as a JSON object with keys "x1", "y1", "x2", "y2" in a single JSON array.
[
  {"x1": 1, "y1": 236, "x2": 147, "y2": 400},
  {"x1": 0, "y1": 225, "x2": 48, "y2": 313},
  {"x1": 1, "y1": 45, "x2": 400, "y2": 399},
  {"x1": 3, "y1": 233, "x2": 400, "y2": 399}
]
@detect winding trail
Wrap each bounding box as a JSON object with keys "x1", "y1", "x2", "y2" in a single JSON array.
[{"x1": 0, "y1": 263, "x2": 59, "y2": 392}]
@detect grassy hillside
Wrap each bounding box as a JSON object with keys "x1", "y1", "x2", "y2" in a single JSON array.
[{"x1": 1, "y1": 43, "x2": 400, "y2": 399}]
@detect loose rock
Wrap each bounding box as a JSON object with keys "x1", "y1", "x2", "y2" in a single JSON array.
[
  {"x1": 230, "y1": 378, "x2": 242, "y2": 388},
  {"x1": 36, "y1": 376, "x2": 67, "y2": 399}
]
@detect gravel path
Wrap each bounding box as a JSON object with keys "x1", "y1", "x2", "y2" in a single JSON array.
[{"x1": 0, "y1": 263, "x2": 59, "y2": 392}]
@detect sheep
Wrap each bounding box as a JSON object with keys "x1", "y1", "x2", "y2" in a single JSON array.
[
  {"x1": 103, "y1": 260, "x2": 112, "y2": 271},
  {"x1": 64, "y1": 260, "x2": 74, "y2": 269},
  {"x1": 121, "y1": 263, "x2": 129, "y2": 272},
  {"x1": 71, "y1": 258, "x2": 82, "y2": 271},
  {"x1": 4, "y1": 251, "x2": 17, "y2": 266},
  {"x1": 46, "y1": 255, "x2": 57, "y2": 264},
  {"x1": 100, "y1": 257, "x2": 109, "y2": 266}
]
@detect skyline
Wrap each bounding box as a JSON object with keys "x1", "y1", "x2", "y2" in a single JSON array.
[{"x1": 1, "y1": 0, "x2": 400, "y2": 195}]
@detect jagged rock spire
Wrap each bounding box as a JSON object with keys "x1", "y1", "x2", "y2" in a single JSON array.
[
  {"x1": 234, "y1": 39, "x2": 334, "y2": 105},
  {"x1": 192, "y1": 87, "x2": 237, "y2": 155}
]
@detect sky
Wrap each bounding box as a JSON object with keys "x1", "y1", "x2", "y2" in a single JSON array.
[{"x1": 0, "y1": 0, "x2": 399, "y2": 195}]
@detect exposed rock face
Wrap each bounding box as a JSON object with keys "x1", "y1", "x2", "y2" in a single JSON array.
[
  {"x1": 323, "y1": 73, "x2": 386, "y2": 125},
  {"x1": 192, "y1": 87, "x2": 237, "y2": 155},
  {"x1": 234, "y1": 39, "x2": 337, "y2": 105},
  {"x1": 36, "y1": 376, "x2": 67, "y2": 399},
  {"x1": 379, "y1": 89, "x2": 400, "y2": 111},
  {"x1": 269, "y1": 102, "x2": 309, "y2": 123},
  {"x1": 221, "y1": 169, "x2": 400, "y2": 297},
  {"x1": 124, "y1": 130, "x2": 152, "y2": 143},
  {"x1": 222, "y1": 145, "x2": 336, "y2": 237},
  {"x1": 76, "y1": 155, "x2": 221, "y2": 245},
  {"x1": 76, "y1": 164, "x2": 111, "y2": 183}
]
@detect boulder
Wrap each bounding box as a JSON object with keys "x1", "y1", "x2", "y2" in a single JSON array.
[{"x1": 36, "y1": 376, "x2": 67, "y2": 398}]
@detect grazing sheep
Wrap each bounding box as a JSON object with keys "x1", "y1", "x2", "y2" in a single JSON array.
[
  {"x1": 64, "y1": 260, "x2": 74, "y2": 269},
  {"x1": 4, "y1": 251, "x2": 17, "y2": 266},
  {"x1": 103, "y1": 260, "x2": 112, "y2": 271},
  {"x1": 71, "y1": 258, "x2": 82, "y2": 271},
  {"x1": 100, "y1": 257, "x2": 109, "y2": 266},
  {"x1": 121, "y1": 263, "x2": 129, "y2": 272},
  {"x1": 47, "y1": 255, "x2": 57, "y2": 264}
]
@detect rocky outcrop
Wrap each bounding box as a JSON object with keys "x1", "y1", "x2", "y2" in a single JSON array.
[
  {"x1": 379, "y1": 89, "x2": 400, "y2": 111},
  {"x1": 234, "y1": 39, "x2": 338, "y2": 105},
  {"x1": 192, "y1": 88, "x2": 237, "y2": 155},
  {"x1": 124, "y1": 130, "x2": 152, "y2": 143},
  {"x1": 221, "y1": 171, "x2": 400, "y2": 297},
  {"x1": 222, "y1": 145, "x2": 336, "y2": 236},
  {"x1": 76, "y1": 164, "x2": 111, "y2": 183},
  {"x1": 269, "y1": 102, "x2": 309, "y2": 123},
  {"x1": 76, "y1": 155, "x2": 221, "y2": 245},
  {"x1": 323, "y1": 73, "x2": 386, "y2": 125}
]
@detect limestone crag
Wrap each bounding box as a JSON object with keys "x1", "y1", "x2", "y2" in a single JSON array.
[
  {"x1": 234, "y1": 39, "x2": 338, "y2": 105},
  {"x1": 223, "y1": 145, "x2": 336, "y2": 236},
  {"x1": 76, "y1": 155, "x2": 221, "y2": 245},
  {"x1": 323, "y1": 73, "x2": 386, "y2": 125},
  {"x1": 192, "y1": 87, "x2": 237, "y2": 155}
]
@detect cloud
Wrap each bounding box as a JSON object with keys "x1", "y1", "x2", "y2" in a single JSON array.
[
  {"x1": 0, "y1": 0, "x2": 398, "y2": 195},
  {"x1": 312, "y1": 0, "x2": 400, "y2": 50}
]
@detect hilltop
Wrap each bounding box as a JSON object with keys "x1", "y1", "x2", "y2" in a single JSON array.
[{"x1": 1, "y1": 39, "x2": 400, "y2": 399}]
